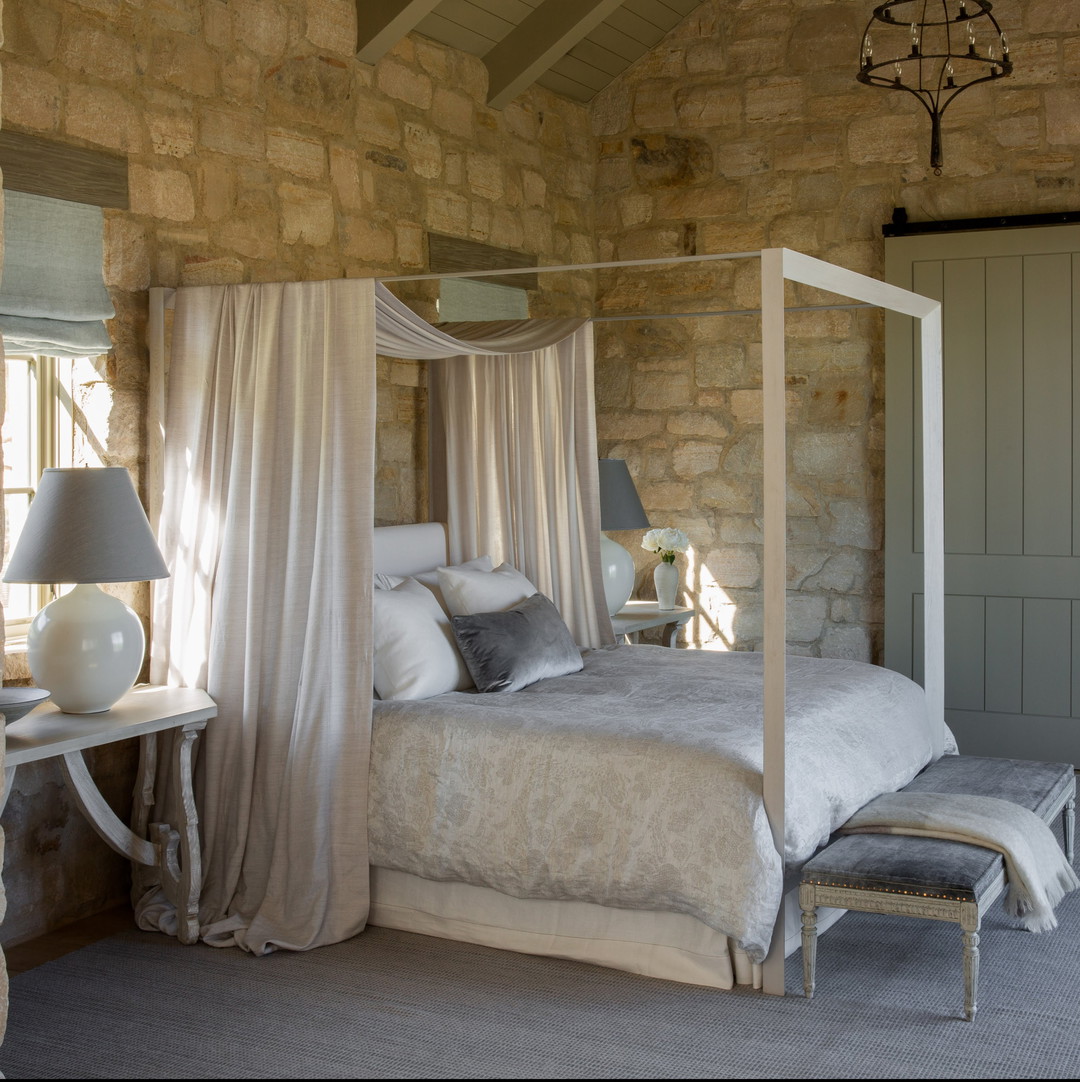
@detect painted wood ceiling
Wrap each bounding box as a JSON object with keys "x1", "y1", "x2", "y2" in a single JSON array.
[{"x1": 358, "y1": 0, "x2": 704, "y2": 108}]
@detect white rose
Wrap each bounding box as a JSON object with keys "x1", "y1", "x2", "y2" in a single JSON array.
[
  {"x1": 641, "y1": 528, "x2": 662, "y2": 553},
  {"x1": 658, "y1": 527, "x2": 689, "y2": 553}
]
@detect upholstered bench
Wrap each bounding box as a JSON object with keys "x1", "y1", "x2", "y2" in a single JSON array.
[{"x1": 799, "y1": 756, "x2": 1076, "y2": 1021}]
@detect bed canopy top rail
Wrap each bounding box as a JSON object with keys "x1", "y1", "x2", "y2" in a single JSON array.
[{"x1": 147, "y1": 247, "x2": 942, "y2": 998}]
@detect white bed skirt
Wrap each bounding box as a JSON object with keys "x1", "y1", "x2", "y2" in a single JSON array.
[{"x1": 369, "y1": 866, "x2": 844, "y2": 991}]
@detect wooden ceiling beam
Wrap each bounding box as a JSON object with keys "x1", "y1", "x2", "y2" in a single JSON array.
[
  {"x1": 355, "y1": 0, "x2": 443, "y2": 65},
  {"x1": 484, "y1": 0, "x2": 628, "y2": 110}
]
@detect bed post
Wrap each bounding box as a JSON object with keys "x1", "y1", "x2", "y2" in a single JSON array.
[
  {"x1": 919, "y1": 309, "x2": 946, "y2": 760},
  {"x1": 760, "y1": 248, "x2": 788, "y2": 996}
]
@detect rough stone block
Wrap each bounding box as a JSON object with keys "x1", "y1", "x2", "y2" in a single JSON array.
[
  {"x1": 103, "y1": 216, "x2": 150, "y2": 291},
  {"x1": 266, "y1": 128, "x2": 324, "y2": 178},
  {"x1": 200, "y1": 106, "x2": 264, "y2": 159},
  {"x1": 432, "y1": 88, "x2": 475, "y2": 139},
  {"x1": 2, "y1": 61, "x2": 61, "y2": 130},
  {"x1": 305, "y1": 0, "x2": 356, "y2": 53},
  {"x1": 179, "y1": 254, "x2": 244, "y2": 285},
  {"x1": 745, "y1": 76, "x2": 805, "y2": 125},
  {"x1": 673, "y1": 440, "x2": 721, "y2": 478},
  {"x1": 279, "y1": 183, "x2": 335, "y2": 246},
  {"x1": 675, "y1": 84, "x2": 741, "y2": 128},
  {"x1": 355, "y1": 97, "x2": 401, "y2": 149},
  {"x1": 787, "y1": 594, "x2": 828, "y2": 643},
  {"x1": 147, "y1": 30, "x2": 218, "y2": 98},
  {"x1": 60, "y1": 21, "x2": 135, "y2": 84},
  {"x1": 847, "y1": 114, "x2": 919, "y2": 165},
  {"x1": 706, "y1": 545, "x2": 760, "y2": 589},
  {"x1": 65, "y1": 83, "x2": 139, "y2": 151},
  {"x1": 342, "y1": 216, "x2": 395, "y2": 262},
  {"x1": 1046, "y1": 88, "x2": 1080, "y2": 147},
  {"x1": 467, "y1": 151, "x2": 504, "y2": 201},
  {"x1": 820, "y1": 624, "x2": 871, "y2": 662},
  {"x1": 149, "y1": 110, "x2": 195, "y2": 158},
  {"x1": 231, "y1": 0, "x2": 288, "y2": 57},
  {"x1": 129, "y1": 163, "x2": 195, "y2": 222},
  {"x1": 396, "y1": 220, "x2": 424, "y2": 267},
  {"x1": 426, "y1": 189, "x2": 468, "y2": 235},
  {"x1": 377, "y1": 58, "x2": 433, "y2": 111},
  {"x1": 403, "y1": 122, "x2": 442, "y2": 180}
]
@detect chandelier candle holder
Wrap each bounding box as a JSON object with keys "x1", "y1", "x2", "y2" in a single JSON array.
[{"x1": 857, "y1": 0, "x2": 1012, "y2": 174}]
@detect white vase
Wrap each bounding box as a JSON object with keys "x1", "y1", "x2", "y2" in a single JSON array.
[{"x1": 654, "y1": 561, "x2": 679, "y2": 610}]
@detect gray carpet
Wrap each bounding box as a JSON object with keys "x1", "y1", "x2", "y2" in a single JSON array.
[{"x1": 3, "y1": 876, "x2": 1079, "y2": 1079}]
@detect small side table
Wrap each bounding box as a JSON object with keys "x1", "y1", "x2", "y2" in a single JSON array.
[
  {"x1": 611, "y1": 601, "x2": 695, "y2": 648},
  {"x1": 3, "y1": 685, "x2": 217, "y2": 945}
]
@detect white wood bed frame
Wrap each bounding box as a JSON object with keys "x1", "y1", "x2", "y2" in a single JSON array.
[{"x1": 150, "y1": 248, "x2": 942, "y2": 996}]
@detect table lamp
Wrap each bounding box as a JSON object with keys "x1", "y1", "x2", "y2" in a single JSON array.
[
  {"x1": 598, "y1": 458, "x2": 650, "y2": 617},
  {"x1": 3, "y1": 467, "x2": 170, "y2": 714}
]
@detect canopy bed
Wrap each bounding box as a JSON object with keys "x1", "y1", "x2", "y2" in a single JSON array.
[{"x1": 143, "y1": 248, "x2": 943, "y2": 998}]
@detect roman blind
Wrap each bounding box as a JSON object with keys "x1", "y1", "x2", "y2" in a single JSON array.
[{"x1": 0, "y1": 190, "x2": 114, "y2": 357}]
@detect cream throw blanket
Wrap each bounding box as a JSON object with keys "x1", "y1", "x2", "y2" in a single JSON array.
[{"x1": 842, "y1": 792, "x2": 1079, "y2": 933}]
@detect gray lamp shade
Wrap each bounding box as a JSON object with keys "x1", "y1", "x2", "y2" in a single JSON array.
[
  {"x1": 598, "y1": 459, "x2": 650, "y2": 531},
  {"x1": 3, "y1": 467, "x2": 169, "y2": 584}
]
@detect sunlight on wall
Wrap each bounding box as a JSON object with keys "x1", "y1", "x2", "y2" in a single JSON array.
[{"x1": 684, "y1": 543, "x2": 736, "y2": 651}]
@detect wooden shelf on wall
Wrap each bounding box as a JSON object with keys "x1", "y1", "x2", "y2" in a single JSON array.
[{"x1": 0, "y1": 130, "x2": 128, "y2": 209}]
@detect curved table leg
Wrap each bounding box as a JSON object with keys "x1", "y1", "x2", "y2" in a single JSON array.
[
  {"x1": 155, "y1": 725, "x2": 201, "y2": 945},
  {"x1": 59, "y1": 722, "x2": 204, "y2": 945}
]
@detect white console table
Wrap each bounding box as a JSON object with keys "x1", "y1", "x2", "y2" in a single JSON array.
[
  {"x1": 3, "y1": 685, "x2": 217, "y2": 945},
  {"x1": 611, "y1": 601, "x2": 695, "y2": 648}
]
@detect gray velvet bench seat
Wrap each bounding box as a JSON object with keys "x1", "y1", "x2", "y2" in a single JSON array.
[{"x1": 799, "y1": 756, "x2": 1076, "y2": 1021}]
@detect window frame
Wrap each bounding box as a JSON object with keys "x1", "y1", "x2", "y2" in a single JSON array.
[{"x1": 2, "y1": 352, "x2": 76, "y2": 640}]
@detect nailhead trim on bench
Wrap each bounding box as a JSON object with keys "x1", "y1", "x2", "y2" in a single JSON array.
[{"x1": 801, "y1": 878, "x2": 974, "y2": 903}]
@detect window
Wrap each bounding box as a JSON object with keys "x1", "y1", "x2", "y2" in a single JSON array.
[{"x1": 1, "y1": 354, "x2": 97, "y2": 637}]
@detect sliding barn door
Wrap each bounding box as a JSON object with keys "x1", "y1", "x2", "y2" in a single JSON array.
[{"x1": 886, "y1": 223, "x2": 1080, "y2": 763}]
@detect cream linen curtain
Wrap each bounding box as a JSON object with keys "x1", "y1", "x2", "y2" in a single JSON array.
[
  {"x1": 376, "y1": 285, "x2": 612, "y2": 649},
  {"x1": 141, "y1": 279, "x2": 375, "y2": 954}
]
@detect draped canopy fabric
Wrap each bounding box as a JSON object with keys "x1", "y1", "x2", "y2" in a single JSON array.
[
  {"x1": 374, "y1": 283, "x2": 611, "y2": 649},
  {"x1": 142, "y1": 279, "x2": 376, "y2": 954},
  {"x1": 143, "y1": 276, "x2": 608, "y2": 953},
  {"x1": 374, "y1": 281, "x2": 584, "y2": 357}
]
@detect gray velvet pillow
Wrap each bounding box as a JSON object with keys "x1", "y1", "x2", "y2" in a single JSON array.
[{"x1": 450, "y1": 593, "x2": 583, "y2": 693}]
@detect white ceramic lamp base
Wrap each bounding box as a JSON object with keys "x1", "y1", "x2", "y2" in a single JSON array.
[
  {"x1": 27, "y1": 583, "x2": 146, "y2": 714},
  {"x1": 600, "y1": 533, "x2": 636, "y2": 617}
]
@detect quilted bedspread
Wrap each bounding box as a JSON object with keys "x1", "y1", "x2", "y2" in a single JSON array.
[{"x1": 369, "y1": 644, "x2": 947, "y2": 961}]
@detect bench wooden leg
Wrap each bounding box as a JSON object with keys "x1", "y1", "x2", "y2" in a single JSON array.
[
  {"x1": 961, "y1": 901, "x2": 981, "y2": 1022},
  {"x1": 799, "y1": 884, "x2": 817, "y2": 999},
  {"x1": 1064, "y1": 798, "x2": 1075, "y2": 865}
]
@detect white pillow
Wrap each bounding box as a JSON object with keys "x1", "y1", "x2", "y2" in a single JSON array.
[
  {"x1": 437, "y1": 561, "x2": 538, "y2": 617},
  {"x1": 414, "y1": 554, "x2": 493, "y2": 614},
  {"x1": 374, "y1": 555, "x2": 494, "y2": 614},
  {"x1": 372, "y1": 578, "x2": 473, "y2": 700}
]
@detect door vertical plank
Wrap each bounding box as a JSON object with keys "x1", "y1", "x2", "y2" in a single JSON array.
[
  {"x1": 1023, "y1": 254, "x2": 1073, "y2": 557},
  {"x1": 985, "y1": 596, "x2": 1023, "y2": 715},
  {"x1": 985, "y1": 257, "x2": 1024, "y2": 556},
  {"x1": 945, "y1": 594, "x2": 986, "y2": 710},
  {"x1": 942, "y1": 259, "x2": 987, "y2": 555},
  {"x1": 1022, "y1": 597, "x2": 1072, "y2": 717}
]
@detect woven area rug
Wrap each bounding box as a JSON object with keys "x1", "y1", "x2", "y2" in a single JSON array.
[{"x1": 3, "y1": 878, "x2": 1079, "y2": 1079}]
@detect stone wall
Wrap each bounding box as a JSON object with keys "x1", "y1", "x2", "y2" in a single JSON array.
[
  {"x1": 0, "y1": 0, "x2": 595, "y2": 944},
  {"x1": 590, "y1": 0, "x2": 1080, "y2": 658}
]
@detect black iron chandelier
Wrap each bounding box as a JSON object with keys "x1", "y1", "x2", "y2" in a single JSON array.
[{"x1": 857, "y1": 0, "x2": 1013, "y2": 175}]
